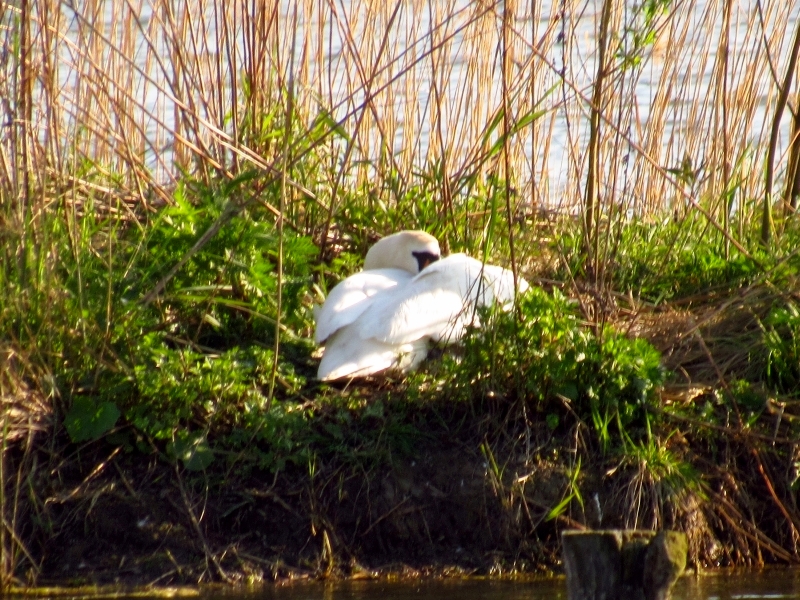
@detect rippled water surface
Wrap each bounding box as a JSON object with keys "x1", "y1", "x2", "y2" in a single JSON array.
[{"x1": 198, "y1": 569, "x2": 800, "y2": 600}]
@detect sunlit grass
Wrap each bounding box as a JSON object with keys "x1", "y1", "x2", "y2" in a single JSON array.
[{"x1": 2, "y1": 0, "x2": 800, "y2": 583}]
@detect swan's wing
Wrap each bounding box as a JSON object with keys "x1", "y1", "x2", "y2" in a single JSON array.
[
  {"x1": 314, "y1": 268, "x2": 413, "y2": 344},
  {"x1": 317, "y1": 324, "x2": 429, "y2": 380},
  {"x1": 480, "y1": 264, "x2": 530, "y2": 308},
  {"x1": 356, "y1": 254, "x2": 493, "y2": 345},
  {"x1": 356, "y1": 254, "x2": 530, "y2": 345}
]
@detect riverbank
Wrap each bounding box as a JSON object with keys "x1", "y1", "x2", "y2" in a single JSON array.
[
  {"x1": 3, "y1": 160, "x2": 800, "y2": 586},
  {"x1": 3, "y1": 220, "x2": 800, "y2": 585},
  {"x1": 6, "y1": 377, "x2": 799, "y2": 587}
]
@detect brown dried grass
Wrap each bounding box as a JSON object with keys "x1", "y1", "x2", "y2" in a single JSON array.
[{"x1": 1, "y1": 0, "x2": 797, "y2": 225}]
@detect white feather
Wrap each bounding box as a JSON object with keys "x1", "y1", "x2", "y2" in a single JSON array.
[
  {"x1": 355, "y1": 254, "x2": 486, "y2": 345},
  {"x1": 313, "y1": 268, "x2": 412, "y2": 344},
  {"x1": 356, "y1": 254, "x2": 525, "y2": 346},
  {"x1": 317, "y1": 327, "x2": 428, "y2": 381}
]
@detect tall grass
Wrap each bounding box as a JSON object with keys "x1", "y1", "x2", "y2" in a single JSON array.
[
  {"x1": 2, "y1": 0, "x2": 800, "y2": 582},
  {"x1": 2, "y1": 0, "x2": 797, "y2": 214}
]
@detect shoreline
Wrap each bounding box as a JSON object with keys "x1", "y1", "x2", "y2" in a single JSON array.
[{"x1": 4, "y1": 387, "x2": 797, "y2": 588}]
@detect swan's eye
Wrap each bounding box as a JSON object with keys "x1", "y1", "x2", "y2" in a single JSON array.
[{"x1": 412, "y1": 251, "x2": 440, "y2": 272}]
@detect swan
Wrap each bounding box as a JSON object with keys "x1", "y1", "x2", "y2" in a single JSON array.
[
  {"x1": 314, "y1": 231, "x2": 441, "y2": 345},
  {"x1": 314, "y1": 232, "x2": 528, "y2": 381}
]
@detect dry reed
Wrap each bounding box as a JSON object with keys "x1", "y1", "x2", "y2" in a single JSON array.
[{"x1": 1, "y1": 0, "x2": 797, "y2": 225}]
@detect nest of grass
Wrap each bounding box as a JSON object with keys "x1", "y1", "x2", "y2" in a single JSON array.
[{"x1": 626, "y1": 284, "x2": 779, "y2": 386}]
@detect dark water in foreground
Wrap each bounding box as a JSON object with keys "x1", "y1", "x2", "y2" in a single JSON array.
[{"x1": 203, "y1": 569, "x2": 800, "y2": 600}]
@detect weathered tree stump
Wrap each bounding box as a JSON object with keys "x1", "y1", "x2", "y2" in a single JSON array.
[{"x1": 561, "y1": 530, "x2": 687, "y2": 600}]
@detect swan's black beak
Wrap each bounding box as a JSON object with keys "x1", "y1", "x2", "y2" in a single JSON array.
[{"x1": 412, "y1": 251, "x2": 440, "y2": 272}]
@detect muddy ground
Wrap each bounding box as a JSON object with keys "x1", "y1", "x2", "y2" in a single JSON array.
[{"x1": 6, "y1": 398, "x2": 797, "y2": 588}]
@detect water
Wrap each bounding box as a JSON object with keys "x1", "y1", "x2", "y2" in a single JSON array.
[
  {"x1": 220, "y1": 579, "x2": 566, "y2": 600},
  {"x1": 674, "y1": 569, "x2": 800, "y2": 599},
  {"x1": 194, "y1": 570, "x2": 800, "y2": 600},
  {"x1": 45, "y1": 0, "x2": 800, "y2": 208}
]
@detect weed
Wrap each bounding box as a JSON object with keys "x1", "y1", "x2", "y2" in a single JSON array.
[
  {"x1": 417, "y1": 287, "x2": 664, "y2": 453},
  {"x1": 555, "y1": 216, "x2": 765, "y2": 304},
  {"x1": 761, "y1": 301, "x2": 800, "y2": 392},
  {"x1": 616, "y1": 434, "x2": 702, "y2": 530}
]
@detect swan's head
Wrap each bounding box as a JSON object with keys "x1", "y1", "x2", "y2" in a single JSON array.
[{"x1": 364, "y1": 230, "x2": 441, "y2": 274}]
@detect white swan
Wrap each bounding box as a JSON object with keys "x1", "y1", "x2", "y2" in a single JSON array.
[
  {"x1": 313, "y1": 231, "x2": 441, "y2": 345},
  {"x1": 314, "y1": 232, "x2": 528, "y2": 381}
]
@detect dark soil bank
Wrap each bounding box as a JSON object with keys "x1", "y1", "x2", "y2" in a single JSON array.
[{"x1": 8, "y1": 395, "x2": 799, "y2": 587}]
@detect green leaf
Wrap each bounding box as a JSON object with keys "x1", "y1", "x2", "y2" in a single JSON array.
[
  {"x1": 64, "y1": 397, "x2": 121, "y2": 443},
  {"x1": 311, "y1": 108, "x2": 351, "y2": 143},
  {"x1": 546, "y1": 413, "x2": 560, "y2": 430},
  {"x1": 168, "y1": 432, "x2": 215, "y2": 471},
  {"x1": 558, "y1": 382, "x2": 579, "y2": 401}
]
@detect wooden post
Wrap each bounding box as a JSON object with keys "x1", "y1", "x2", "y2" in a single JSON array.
[{"x1": 562, "y1": 530, "x2": 687, "y2": 600}]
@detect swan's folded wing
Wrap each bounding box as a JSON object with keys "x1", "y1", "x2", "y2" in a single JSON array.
[
  {"x1": 314, "y1": 268, "x2": 413, "y2": 344},
  {"x1": 317, "y1": 324, "x2": 429, "y2": 380},
  {"x1": 355, "y1": 254, "x2": 492, "y2": 345},
  {"x1": 480, "y1": 264, "x2": 530, "y2": 308}
]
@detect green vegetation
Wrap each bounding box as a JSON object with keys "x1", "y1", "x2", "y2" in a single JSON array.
[
  {"x1": 3, "y1": 0, "x2": 800, "y2": 587},
  {"x1": 4, "y1": 157, "x2": 800, "y2": 582}
]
